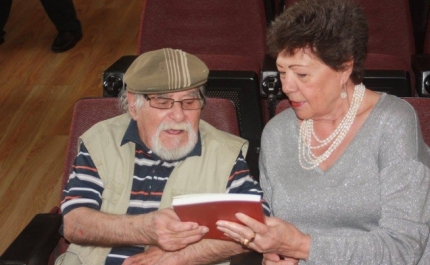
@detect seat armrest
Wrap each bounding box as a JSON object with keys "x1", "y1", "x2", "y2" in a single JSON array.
[
  {"x1": 230, "y1": 251, "x2": 263, "y2": 265},
  {"x1": 0, "y1": 213, "x2": 62, "y2": 265},
  {"x1": 412, "y1": 54, "x2": 430, "y2": 97}
]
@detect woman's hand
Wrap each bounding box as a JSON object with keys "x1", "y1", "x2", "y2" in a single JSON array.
[
  {"x1": 216, "y1": 213, "x2": 310, "y2": 261},
  {"x1": 263, "y1": 253, "x2": 299, "y2": 265}
]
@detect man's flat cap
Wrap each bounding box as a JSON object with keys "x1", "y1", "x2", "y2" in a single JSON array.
[{"x1": 124, "y1": 48, "x2": 209, "y2": 94}]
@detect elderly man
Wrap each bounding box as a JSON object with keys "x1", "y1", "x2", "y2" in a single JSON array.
[{"x1": 57, "y1": 48, "x2": 269, "y2": 265}]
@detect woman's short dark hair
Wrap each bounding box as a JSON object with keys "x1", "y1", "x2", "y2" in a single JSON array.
[{"x1": 267, "y1": 0, "x2": 368, "y2": 84}]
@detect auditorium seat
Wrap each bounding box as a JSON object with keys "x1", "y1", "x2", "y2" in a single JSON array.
[{"x1": 136, "y1": 0, "x2": 268, "y2": 69}]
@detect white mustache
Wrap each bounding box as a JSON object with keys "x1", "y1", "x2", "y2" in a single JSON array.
[{"x1": 158, "y1": 122, "x2": 191, "y2": 131}]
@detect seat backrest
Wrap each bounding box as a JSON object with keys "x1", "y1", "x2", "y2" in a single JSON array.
[
  {"x1": 61, "y1": 97, "x2": 240, "y2": 195},
  {"x1": 360, "y1": 0, "x2": 415, "y2": 93},
  {"x1": 61, "y1": 97, "x2": 122, "y2": 193},
  {"x1": 196, "y1": 54, "x2": 261, "y2": 81},
  {"x1": 422, "y1": 3, "x2": 430, "y2": 54},
  {"x1": 206, "y1": 70, "x2": 264, "y2": 179},
  {"x1": 136, "y1": 0, "x2": 268, "y2": 68},
  {"x1": 409, "y1": 0, "x2": 430, "y2": 54},
  {"x1": 275, "y1": 97, "x2": 430, "y2": 146}
]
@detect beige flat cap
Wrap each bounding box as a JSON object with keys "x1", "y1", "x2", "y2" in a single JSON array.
[{"x1": 124, "y1": 48, "x2": 209, "y2": 94}]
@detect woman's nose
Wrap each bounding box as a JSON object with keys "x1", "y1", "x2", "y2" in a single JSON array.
[{"x1": 281, "y1": 74, "x2": 297, "y2": 94}]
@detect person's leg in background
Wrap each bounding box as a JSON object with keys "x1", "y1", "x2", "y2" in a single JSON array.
[
  {"x1": 39, "y1": 0, "x2": 82, "y2": 52},
  {"x1": 0, "y1": 0, "x2": 14, "y2": 44}
]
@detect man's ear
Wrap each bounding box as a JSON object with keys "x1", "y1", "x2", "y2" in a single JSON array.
[{"x1": 127, "y1": 92, "x2": 138, "y2": 120}]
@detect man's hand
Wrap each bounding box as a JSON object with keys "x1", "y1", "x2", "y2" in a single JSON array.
[
  {"x1": 142, "y1": 208, "x2": 209, "y2": 251},
  {"x1": 63, "y1": 207, "x2": 208, "y2": 251}
]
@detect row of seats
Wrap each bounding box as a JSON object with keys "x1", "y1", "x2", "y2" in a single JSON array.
[
  {"x1": 135, "y1": 0, "x2": 426, "y2": 95},
  {"x1": 101, "y1": 0, "x2": 430, "y2": 175},
  {"x1": 134, "y1": 0, "x2": 430, "y2": 135},
  {"x1": 101, "y1": 0, "x2": 430, "y2": 173},
  {"x1": 130, "y1": 0, "x2": 430, "y2": 118},
  {"x1": 100, "y1": 0, "x2": 430, "y2": 186}
]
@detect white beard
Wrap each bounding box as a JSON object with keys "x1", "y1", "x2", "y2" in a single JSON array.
[{"x1": 150, "y1": 121, "x2": 198, "y2": 161}]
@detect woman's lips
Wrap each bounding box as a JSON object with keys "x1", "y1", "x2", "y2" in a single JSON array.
[{"x1": 290, "y1": 100, "x2": 304, "y2": 108}]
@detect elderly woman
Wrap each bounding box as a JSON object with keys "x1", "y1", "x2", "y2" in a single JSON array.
[{"x1": 217, "y1": 0, "x2": 430, "y2": 264}]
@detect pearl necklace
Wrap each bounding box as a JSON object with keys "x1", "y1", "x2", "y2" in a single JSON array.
[{"x1": 298, "y1": 83, "x2": 365, "y2": 170}]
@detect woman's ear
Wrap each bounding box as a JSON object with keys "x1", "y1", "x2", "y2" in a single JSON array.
[
  {"x1": 341, "y1": 60, "x2": 354, "y2": 84},
  {"x1": 127, "y1": 92, "x2": 138, "y2": 120}
]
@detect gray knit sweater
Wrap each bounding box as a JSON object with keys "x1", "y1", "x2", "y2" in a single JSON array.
[{"x1": 259, "y1": 93, "x2": 430, "y2": 264}]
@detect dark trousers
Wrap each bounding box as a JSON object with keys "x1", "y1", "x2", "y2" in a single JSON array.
[{"x1": 1, "y1": 0, "x2": 82, "y2": 38}]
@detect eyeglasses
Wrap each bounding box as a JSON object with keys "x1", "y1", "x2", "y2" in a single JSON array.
[{"x1": 143, "y1": 92, "x2": 205, "y2": 110}]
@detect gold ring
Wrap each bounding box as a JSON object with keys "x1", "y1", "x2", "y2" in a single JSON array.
[{"x1": 242, "y1": 238, "x2": 250, "y2": 246}]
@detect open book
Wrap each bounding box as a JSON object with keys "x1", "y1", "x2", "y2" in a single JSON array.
[{"x1": 172, "y1": 193, "x2": 265, "y2": 241}]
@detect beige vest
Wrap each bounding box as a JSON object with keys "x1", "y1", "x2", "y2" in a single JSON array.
[{"x1": 56, "y1": 114, "x2": 248, "y2": 265}]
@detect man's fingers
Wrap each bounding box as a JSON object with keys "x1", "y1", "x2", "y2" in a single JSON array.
[
  {"x1": 156, "y1": 225, "x2": 208, "y2": 250},
  {"x1": 168, "y1": 220, "x2": 200, "y2": 232}
]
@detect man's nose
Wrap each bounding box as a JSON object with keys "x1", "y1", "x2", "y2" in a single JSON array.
[{"x1": 168, "y1": 101, "x2": 186, "y2": 121}]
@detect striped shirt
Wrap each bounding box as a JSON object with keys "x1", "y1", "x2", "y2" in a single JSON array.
[{"x1": 61, "y1": 119, "x2": 270, "y2": 265}]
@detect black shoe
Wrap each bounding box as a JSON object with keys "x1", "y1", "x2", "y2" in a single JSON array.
[
  {"x1": 51, "y1": 30, "x2": 82, "y2": 52},
  {"x1": 0, "y1": 36, "x2": 4, "y2": 45}
]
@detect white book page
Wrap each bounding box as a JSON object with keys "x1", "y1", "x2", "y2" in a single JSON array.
[{"x1": 172, "y1": 193, "x2": 261, "y2": 205}]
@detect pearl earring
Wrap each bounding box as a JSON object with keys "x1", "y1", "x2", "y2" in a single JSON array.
[{"x1": 341, "y1": 84, "x2": 347, "y2": 99}]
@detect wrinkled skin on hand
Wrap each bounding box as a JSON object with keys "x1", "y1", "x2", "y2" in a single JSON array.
[
  {"x1": 144, "y1": 208, "x2": 208, "y2": 251},
  {"x1": 216, "y1": 214, "x2": 309, "y2": 262}
]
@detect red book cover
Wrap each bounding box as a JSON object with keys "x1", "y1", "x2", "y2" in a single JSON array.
[{"x1": 172, "y1": 193, "x2": 265, "y2": 241}]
